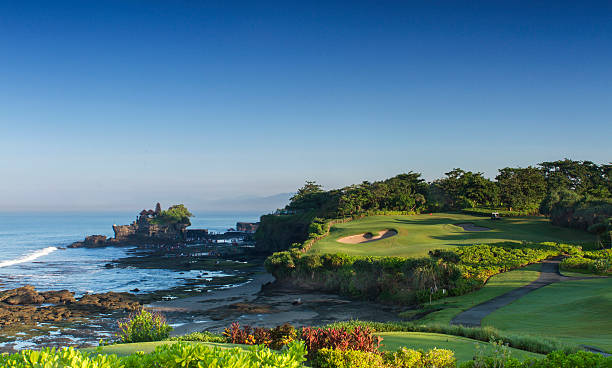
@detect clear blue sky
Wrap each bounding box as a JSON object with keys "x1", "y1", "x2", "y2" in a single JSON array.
[{"x1": 1, "y1": 1, "x2": 610, "y2": 211}]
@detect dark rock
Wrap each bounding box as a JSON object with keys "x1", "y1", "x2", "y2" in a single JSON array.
[
  {"x1": 130, "y1": 288, "x2": 140, "y2": 292},
  {"x1": 0, "y1": 285, "x2": 44, "y2": 305},
  {"x1": 41, "y1": 290, "x2": 76, "y2": 304},
  {"x1": 0, "y1": 286, "x2": 141, "y2": 327}
]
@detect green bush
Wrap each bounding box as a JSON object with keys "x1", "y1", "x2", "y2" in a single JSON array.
[
  {"x1": 266, "y1": 242, "x2": 578, "y2": 304},
  {"x1": 560, "y1": 249, "x2": 612, "y2": 274},
  {"x1": 461, "y1": 208, "x2": 537, "y2": 217},
  {"x1": 314, "y1": 347, "x2": 456, "y2": 368},
  {"x1": 313, "y1": 348, "x2": 385, "y2": 368},
  {"x1": 121, "y1": 341, "x2": 307, "y2": 368},
  {"x1": 168, "y1": 330, "x2": 226, "y2": 343},
  {"x1": 0, "y1": 347, "x2": 122, "y2": 368},
  {"x1": 0, "y1": 341, "x2": 308, "y2": 368},
  {"x1": 117, "y1": 308, "x2": 173, "y2": 343}
]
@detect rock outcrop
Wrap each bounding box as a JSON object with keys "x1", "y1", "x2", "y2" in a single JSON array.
[
  {"x1": 0, "y1": 285, "x2": 140, "y2": 327},
  {"x1": 69, "y1": 203, "x2": 192, "y2": 248}
]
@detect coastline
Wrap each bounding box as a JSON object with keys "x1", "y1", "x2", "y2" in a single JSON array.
[{"x1": 0, "y1": 239, "x2": 265, "y2": 352}]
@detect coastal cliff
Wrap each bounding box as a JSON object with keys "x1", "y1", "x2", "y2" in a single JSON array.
[{"x1": 69, "y1": 203, "x2": 193, "y2": 248}]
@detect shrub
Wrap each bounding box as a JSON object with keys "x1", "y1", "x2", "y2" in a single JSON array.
[
  {"x1": 560, "y1": 249, "x2": 612, "y2": 274},
  {"x1": 301, "y1": 326, "x2": 382, "y2": 359},
  {"x1": 314, "y1": 348, "x2": 385, "y2": 368},
  {"x1": 116, "y1": 308, "x2": 172, "y2": 343},
  {"x1": 314, "y1": 347, "x2": 456, "y2": 368},
  {"x1": 461, "y1": 208, "x2": 537, "y2": 217},
  {"x1": 0, "y1": 347, "x2": 122, "y2": 368},
  {"x1": 121, "y1": 341, "x2": 307, "y2": 368},
  {"x1": 223, "y1": 322, "x2": 298, "y2": 349},
  {"x1": 267, "y1": 241, "x2": 580, "y2": 305}
]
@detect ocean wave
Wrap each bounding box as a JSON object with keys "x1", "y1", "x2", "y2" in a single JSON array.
[{"x1": 0, "y1": 247, "x2": 58, "y2": 268}]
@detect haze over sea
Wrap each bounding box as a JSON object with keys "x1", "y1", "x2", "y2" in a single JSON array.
[{"x1": 0, "y1": 212, "x2": 260, "y2": 296}]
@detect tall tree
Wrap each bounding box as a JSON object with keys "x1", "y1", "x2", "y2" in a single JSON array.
[
  {"x1": 496, "y1": 166, "x2": 546, "y2": 212},
  {"x1": 434, "y1": 169, "x2": 498, "y2": 209}
]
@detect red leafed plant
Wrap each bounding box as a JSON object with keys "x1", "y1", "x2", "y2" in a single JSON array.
[
  {"x1": 301, "y1": 325, "x2": 382, "y2": 358},
  {"x1": 223, "y1": 322, "x2": 296, "y2": 348}
]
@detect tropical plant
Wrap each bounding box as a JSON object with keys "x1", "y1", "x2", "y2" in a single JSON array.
[{"x1": 117, "y1": 308, "x2": 172, "y2": 343}]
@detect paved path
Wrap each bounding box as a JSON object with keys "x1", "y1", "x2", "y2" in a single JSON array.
[{"x1": 450, "y1": 258, "x2": 587, "y2": 327}]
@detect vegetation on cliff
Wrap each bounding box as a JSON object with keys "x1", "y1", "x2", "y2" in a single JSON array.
[
  {"x1": 265, "y1": 242, "x2": 579, "y2": 304},
  {"x1": 149, "y1": 204, "x2": 193, "y2": 227}
]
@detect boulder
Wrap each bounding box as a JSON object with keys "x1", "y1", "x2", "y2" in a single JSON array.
[
  {"x1": 0, "y1": 285, "x2": 44, "y2": 305},
  {"x1": 41, "y1": 290, "x2": 76, "y2": 304}
]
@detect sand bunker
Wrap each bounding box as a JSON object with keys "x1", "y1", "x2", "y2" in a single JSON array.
[
  {"x1": 337, "y1": 229, "x2": 398, "y2": 244},
  {"x1": 455, "y1": 223, "x2": 491, "y2": 232}
]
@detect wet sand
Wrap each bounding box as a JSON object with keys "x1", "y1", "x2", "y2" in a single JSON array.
[{"x1": 150, "y1": 272, "x2": 404, "y2": 335}]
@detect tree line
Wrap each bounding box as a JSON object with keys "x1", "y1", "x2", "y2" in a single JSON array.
[{"x1": 280, "y1": 159, "x2": 611, "y2": 245}]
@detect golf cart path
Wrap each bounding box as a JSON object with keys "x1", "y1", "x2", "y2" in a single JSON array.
[{"x1": 450, "y1": 258, "x2": 592, "y2": 327}]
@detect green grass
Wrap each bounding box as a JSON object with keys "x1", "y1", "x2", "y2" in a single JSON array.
[
  {"x1": 483, "y1": 277, "x2": 612, "y2": 352},
  {"x1": 413, "y1": 263, "x2": 542, "y2": 324},
  {"x1": 85, "y1": 341, "x2": 244, "y2": 356},
  {"x1": 378, "y1": 332, "x2": 542, "y2": 363},
  {"x1": 309, "y1": 213, "x2": 595, "y2": 258}
]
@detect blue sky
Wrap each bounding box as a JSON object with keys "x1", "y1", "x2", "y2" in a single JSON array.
[{"x1": 1, "y1": 1, "x2": 610, "y2": 211}]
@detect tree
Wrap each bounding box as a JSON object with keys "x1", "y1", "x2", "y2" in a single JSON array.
[
  {"x1": 152, "y1": 204, "x2": 193, "y2": 226},
  {"x1": 539, "y1": 159, "x2": 609, "y2": 197},
  {"x1": 496, "y1": 166, "x2": 546, "y2": 212},
  {"x1": 434, "y1": 169, "x2": 498, "y2": 209}
]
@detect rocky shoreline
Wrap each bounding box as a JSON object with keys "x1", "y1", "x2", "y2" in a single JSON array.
[{"x1": 0, "y1": 285, "x2": 140, "y2": 327}]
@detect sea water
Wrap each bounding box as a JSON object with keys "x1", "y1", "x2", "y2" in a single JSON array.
[{"x1": 0, "y1": 212, "x2": 260, "y2": 296}]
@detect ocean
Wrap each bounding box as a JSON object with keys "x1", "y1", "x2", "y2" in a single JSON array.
[{"x1": 0, "y1": 212, "x2": 261, "y2": 296}]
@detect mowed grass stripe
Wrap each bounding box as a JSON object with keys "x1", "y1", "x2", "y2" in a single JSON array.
[{"x1": 483, "y1": 277, "x2": 612, "y2": 352}]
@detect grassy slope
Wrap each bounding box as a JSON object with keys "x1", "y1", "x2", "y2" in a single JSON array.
[
  {"x1": 378, "y1": 332, "x2": 542, "y2": 363},
  {"x1": 483, "y1": 277, "x2": 612, "y2": 352},
  {"x1": 415, "y1": 263, "x2": 542, "y2": 324},
  {"x1": 85, "y1": 341, "x2": 244, "y2": 356},
  {"x1": 309, "y1": 213, "x2": 595, "y2": 258}
]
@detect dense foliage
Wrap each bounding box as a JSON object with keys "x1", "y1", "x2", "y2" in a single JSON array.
[
  {"x1": 2, "y1": 339, "x2": 609, "y2": 368},
  {"x1": 560, "y1": 249, "x2": 612, "y2": 274},
  {"x1": 461, "y1": 208, "x2": 539, "y2": 217},
  {"x1": 0, "y1": 342, "x2": 308, "y2": 368},
  {"x1": 117, "y1": 308, "x2": 172, "y2": 343},
  {"x1": 314, "y1": 347, "x2": 456, "y2": 368},
  {"x1": 496, "y1": 167, "x2": 547, "y2": 214},
  {"x1": 224, "y1": 322, "x2": 298, "y2": 350},
  {"x1": 300, "y1": 325, "x2": 382, "y2": 359},
  {"x1": 430, "y1": 169, "x2": 499, "y2": 210},
  {"x1": 548, "y1": 193, "x2": 612, "y2": 245},
  {"x1": 266, "y1": 242, "x2": 577, "y2": 304},
  {"x1": 150, "y1": 204, "x2": 193, "y2": 226}
]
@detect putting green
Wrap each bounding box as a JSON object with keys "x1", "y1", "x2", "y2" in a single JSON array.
[
  {"x1": 483, "y1": 277, "x2": 612, "y2": 352},
  {"x1": 309, "y1": 213, "x2": 594, "y2": 258},
  {"x1": 378, "y1": 332, "x2": 542, "y2": 363}
]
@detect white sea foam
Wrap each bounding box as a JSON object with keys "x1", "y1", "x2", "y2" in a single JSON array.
[{"x1": 0, "y1": 247, "x2": 58, "y2": 268}]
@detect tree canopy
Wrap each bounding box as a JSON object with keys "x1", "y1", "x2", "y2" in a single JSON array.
[{"x1": 151, "y1": 204, "x2": 193, "y2": 226}]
